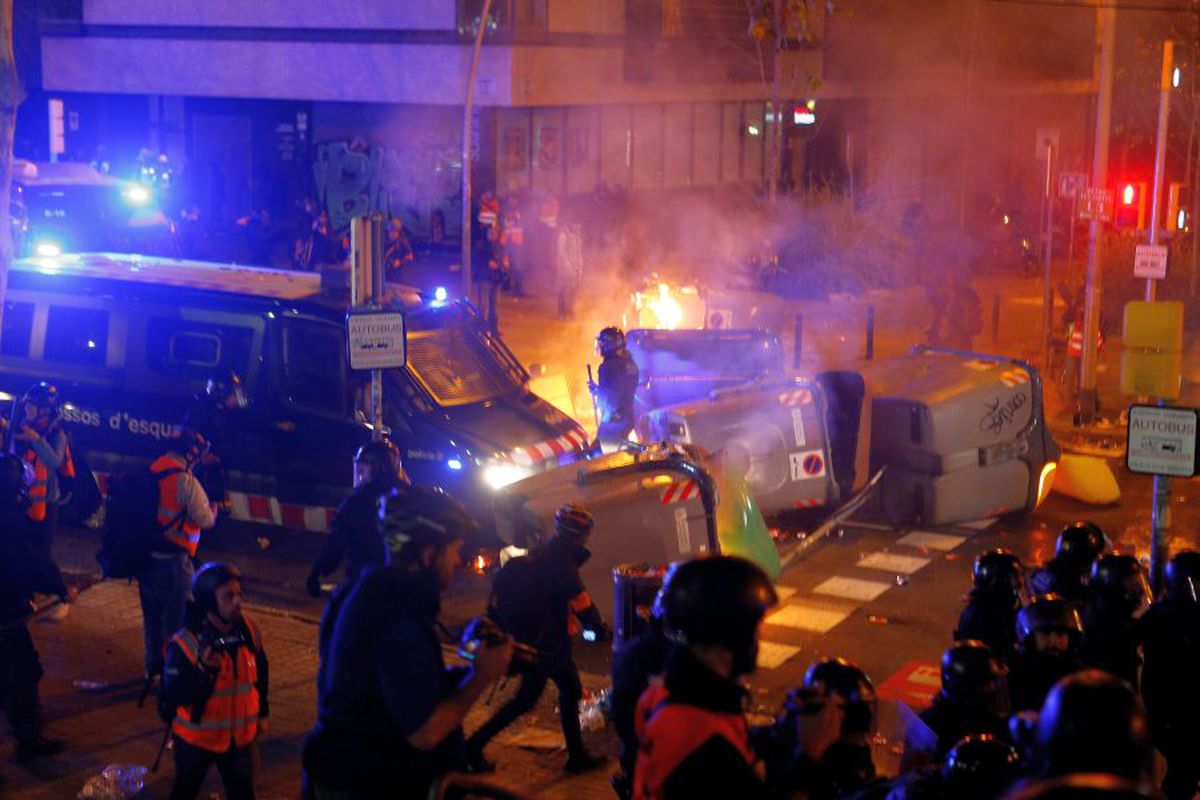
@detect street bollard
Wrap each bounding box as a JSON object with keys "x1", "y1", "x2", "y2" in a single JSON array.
[
  {"x1": 865, "y1": 306, "x2": 875, "y2": 360},
  {"x1": 793, "y1": 314, "x2": 803, "y2": 369},
  {"x1": 992, "y1": 295, "x2": 1001, "y2": 343}
]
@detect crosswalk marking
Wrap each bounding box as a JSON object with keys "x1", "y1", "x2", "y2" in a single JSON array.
[
  {"x1": 757, "y1": 640, "x2": 803, "y2": 670},
  {"x1": 897, "y1": 531, "x2": 965, "y2": 552},
  {"x1": 958, "y1": 517, "x2": 998, "y2": 531},
  {"x1": 766, "y1": 602, "x2": 851, "y2": 634},
  {"x1": 856, "y1": 552, "x2": 930, "y2": 574},
  {"x1": 814, "y1": 576, "x2": 891, "y2": 602},
  {"x1": 774, "y1": 585, "x2": 798, "y2": 602}
]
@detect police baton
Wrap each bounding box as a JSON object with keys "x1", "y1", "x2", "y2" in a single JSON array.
[
  {"x1": 151, "y1": 722, "x2": 172, "y2": 773},
  {"x1": 586, "y1": 364, "x2": 599, "y2": 428}
]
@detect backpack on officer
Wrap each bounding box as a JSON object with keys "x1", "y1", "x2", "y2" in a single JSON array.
[{"x1": 96, "y1": 464, "x2": 185, "y2": 580}]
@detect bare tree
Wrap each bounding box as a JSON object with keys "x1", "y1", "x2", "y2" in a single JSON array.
[
  {"x1": 747, "y1": 0, "x2": 826, "y2": 202},
  {"x1": 0, "y1": 0, "x2": 22, "y2": 335}
]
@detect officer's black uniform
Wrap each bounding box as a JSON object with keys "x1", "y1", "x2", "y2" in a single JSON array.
[
  {"x1": 0, "y1": 456, "x2": 67, "y2": 762},
  {"x1": 1007, "y1": 596, "x2": 1084, "y2": 713},
  {"x1": 182, "y1": 373, "x2": 246, "y2": 508},
  {"x1": 467, "y1": 506, "x2": 606, "y2": 773},
  {"x1": 309, "y1": 476, "x2": 393, "y2": 590},
  {"x1": 955, "y1": 550, "x2": 1025, "y2": 664},
  {"x1": 919, "y1": 642, "x2": 1010, "y2": 758},
  {"x1": 304, "y1": 544, "x2": 458, "y2": 796},
  {"x1": 1080, "y1": 555, "x2": 1148, "y2": 688},
  {"x1": 593, "y1": 328, "x2": 639, "y2": 450},
  {"x1": 1140, "y1": 551, "x2": 1200, "y2": 800},
  {"x1": 1028, "y1": 521, "x2": 1107, "y2": 606}
]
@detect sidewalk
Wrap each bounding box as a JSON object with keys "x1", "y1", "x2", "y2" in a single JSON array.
[{"x1": 6, "y1": 579, "x2": 619, "y2": 800}]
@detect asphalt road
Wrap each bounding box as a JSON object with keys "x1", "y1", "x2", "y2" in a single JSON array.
[{"x1": 51, "y1": 458, "x2": 1196, "y2": 713}]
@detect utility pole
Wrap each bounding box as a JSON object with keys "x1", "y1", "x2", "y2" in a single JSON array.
[
  {"x1": 1078, "y1": 6, "x2": 1116, "y2": 424},
  {"x1": 460, "y1": 0, "x2": 493, "y2": 305},
  {"x1": 1146, "y1": 39, "x2": 1176, "y2": 595},
  {"x1": 0, "y1": 0, "x2": 23, "y2": 335}
]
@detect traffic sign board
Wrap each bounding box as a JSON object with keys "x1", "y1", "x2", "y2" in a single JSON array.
[
  {"x1": 1134, "y1": 244, "x2": 1168, "y2": 279},
  {"x1": 346, "y1": 310, "x2": 406, "y2": 370},
  {"x1": 1058, "y1": 171, "x2": 1088, "y2": 200},
  {"x1": 1077, "y1": 187, "x2": 1114, "y2": 222},
  {"x1": 1126, "y1": 404, "x2": 1198, "y2": 477}
]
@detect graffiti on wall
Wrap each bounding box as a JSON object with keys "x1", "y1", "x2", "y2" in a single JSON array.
[{"x1": 312, "y1": 135, "x2": 461, "y2": 236}]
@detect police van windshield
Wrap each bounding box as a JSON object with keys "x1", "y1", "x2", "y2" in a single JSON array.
[{"x1": 405, "y1": 326, "x2": 522, "y2": 407}]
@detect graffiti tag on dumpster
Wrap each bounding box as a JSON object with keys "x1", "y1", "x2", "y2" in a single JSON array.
[{"x1": 978, "y1": 392, "x2": 1027, "y2": 437}]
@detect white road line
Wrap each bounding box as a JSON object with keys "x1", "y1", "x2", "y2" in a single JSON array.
[
  {"x1": 775, "y1": 585, "x2": 799, "y2": 601},
  {"x1": 897, "y1": 531, "x2": 966, "y2": 552},
  {"x1": 757, "y1": 640, "x2": 803, "y2": 670},
  {"x1": 814, "y1": 576, "x2": 891, "y2": 602},
  {"x1": 958, "y1": 517, "x2": 998, "y2": 531},
  {"x1": 857, "y1": 552, "x2": 931, "y2": 574},
  {"x1": 766, "y1": 602, "x2": 851, "y2": 634}
]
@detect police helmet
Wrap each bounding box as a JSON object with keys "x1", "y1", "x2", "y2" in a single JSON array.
[
  {"x1": 193, "y1": 562, "x2": 242, "y2": 617},
  {"x1": 1055, "y1": 521, "x2": 1107, "y2": 571},
  {"x1": 354, "y1": 439, "x2": 403, "y2": 480},
  {"x1": 0, "y1": 453, "x2": 30, "y2": 507},
  {"x1": 1090, "y1": 554, "x2": 1150, "y2": 613},
  {"x1": 596, "y1": 327, "x2": 626, "y2": 358},
  {"x1": 940, "y1": 641, "x2": 1008, "y2": 710},
  {"x1": 1034, "y1": 670, "x2": 1152, "y2": 783},
  {"x1": 1165, "y1": 550, "x2": 1200, "y2": 603},
  {"x1": 1016, "y1": 594, "x2": 1084, "y2": 646},
  {"x1": 974, "y1": 549, "x2": 1025, "y2": 600},
  {"x1": 380, "y1": 485, "x2": 477, "y2": 561},
  {"x1": 941, "y1": 734, "x2": 1021, "y2": 795},
  {"x1": 803, "y1": 657, "x2": 877, "y2": 736},
  {"x1": 554, "y1": 502, "x2": 594, "y2": 541},
  {"x1": 206, "y1": 368, "x2": 248, "y2": 408},
  {"x1": 22, "y1": 381, "x2": 62, "y2": 418},
  {"x1": 654, "y1": 556, "x2": 777, "y2": 677}
]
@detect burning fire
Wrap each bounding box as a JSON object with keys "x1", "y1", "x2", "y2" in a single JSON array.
[
  {"x1": 472, "y1": 553, "x2": 492, "y2": 575},
  {"x1": 631, "y1": 282, "x2": 701, "y2": 330}
]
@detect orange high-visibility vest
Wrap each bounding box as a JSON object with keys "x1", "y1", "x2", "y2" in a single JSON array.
[
  {"x1": 170, "y1": 617, "x2": 263, "y2": 752},
  {"x1": 23, "y1": 435, "x2": 74, "y2": 523},
  {"x1": 151, "y1": 454, "x2": 201, "y2": 556}
]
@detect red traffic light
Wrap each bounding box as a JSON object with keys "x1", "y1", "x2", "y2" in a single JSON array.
[{"x1": 1122, "y1": 183, "x2": 1136, "y2": 205}]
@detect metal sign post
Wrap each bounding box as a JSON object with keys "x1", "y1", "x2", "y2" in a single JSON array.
[
  {"x1": 351, "y1": 213, "x2": 389, "y2": 441},
  {"x1": 1040, "y1": 136, "x2": 1055, "y2": 370},
  {"x1": 1127, "y1": 403, "x2": 1198, "y2": 592}
]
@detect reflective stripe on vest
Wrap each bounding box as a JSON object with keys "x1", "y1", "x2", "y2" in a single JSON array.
[
  {"x1": 151, "y1": 455, "x2": 201, "y2": 556},
  {"x1": 632, "y1": 683, "x2": 755, "y2": 800},
  {"x1": 171, "y1": 617, "x2": 262, "y2": 752},
  {"x1": 23, "y1": 452, "x2": 47, "y2": 522}
]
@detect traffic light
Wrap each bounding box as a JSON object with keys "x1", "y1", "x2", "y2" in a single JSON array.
[
  {"x1": 1167, "y1": 182, "x2": 1188, "y2": 233},
  {"x1": 1117, "y1": 181, "x2": 1147, "y2": 230}
]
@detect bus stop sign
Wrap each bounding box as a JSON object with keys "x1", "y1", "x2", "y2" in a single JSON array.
[
  {"x1": 1126, "y1": 404, "x2": 1198, "y2": 477},
  {"x1": 346, "y1": 309, "x2": 406, "y2": 370}
]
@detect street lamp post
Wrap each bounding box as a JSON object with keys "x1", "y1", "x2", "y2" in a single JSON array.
[{"x1": 460, "y1": 0, "x2": 493, "y2": 304}]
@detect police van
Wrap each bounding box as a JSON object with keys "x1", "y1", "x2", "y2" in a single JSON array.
[{"x1": 0, "y1": 253, "x2": 588, "y2": 538}]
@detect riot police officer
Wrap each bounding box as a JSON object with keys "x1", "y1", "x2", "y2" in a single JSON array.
[
  {"x1": 956, "y1": 549, "x2": 1026, "y2": 662},
  {"x1": 0, "y1": 454, "x2": 70, "y2": 763},
  {"x1": 1080, "y1": 554, "x2": 1149, "y2": 686},
  {"x1": 1007, "y1": 595, "x2": 1084, "y2": 713},
  {"x1": 590, "y1": 327, "x2": 639, "y2": 452},
  {"x1": 308, "y1": 440, "x2": 408, "y2": 595},
  {"x1": 1028, "y1": 521, "x2": 1107, "y2": 605},
  {"x1": 633, "y1": 556, "x2": 779, "y2": 798},
  {"x1": 1139, "y1": 550, "x2": 1200, "y2": 800},
  {"x1": 467, "y1": 503, "x2": 608, "y2": 775},
  {"x1": 884, "y1": 733, "x2": 1021, "y2": 800},
  {"x1": 182, "y1": 368, "x2": 249, "y2": 510},
  {"x1": 920, "y1": 641, "x2": 1011, "y2": 757},
  {"x1": 769, "y1": 657, "x2": 882, "y2": 799}
]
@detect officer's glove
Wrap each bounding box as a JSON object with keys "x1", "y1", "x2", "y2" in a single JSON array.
[{"x1": 305, "y1": 573, "x2": 322, "y2": 599}]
